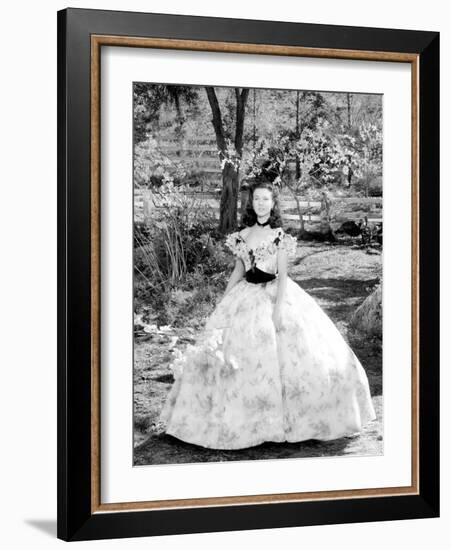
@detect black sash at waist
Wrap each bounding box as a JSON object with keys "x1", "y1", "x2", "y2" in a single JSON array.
[{"x1": 245, "y1": 267, "x2": 276, "y2": 284}]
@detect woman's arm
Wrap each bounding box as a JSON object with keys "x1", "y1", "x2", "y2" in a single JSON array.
[
  {"x1": 223, "y1": 259, "x2": 245, "y2": 296},
  {"x1": 273, "y1": 248, "x2": 288, "y2": 331}
]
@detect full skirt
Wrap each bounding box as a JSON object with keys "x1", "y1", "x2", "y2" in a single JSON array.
[{"x1": 159, "y1": 277, "x2": 376, "y2": 450}]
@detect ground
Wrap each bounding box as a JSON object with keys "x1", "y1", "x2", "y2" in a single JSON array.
[{"x1": 133, "y1": 243, "x2": 383, "y2": 466}]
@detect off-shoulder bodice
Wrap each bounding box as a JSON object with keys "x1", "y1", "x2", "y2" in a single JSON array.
[{"x1": 225, "y1": 227, "x2": 297, "y2": 275}]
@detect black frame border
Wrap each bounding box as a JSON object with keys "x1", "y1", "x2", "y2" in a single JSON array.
[{"x1": 57, "y1": 7, "x2": 439, "y2": 541}]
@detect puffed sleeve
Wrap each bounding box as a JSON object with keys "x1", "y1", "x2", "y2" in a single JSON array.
[
  {"x1": 224, "y1": 231, "x2": 243, "y2": 257},
  {"x1": 277, "y1": 231, "x2": 297, "y2": 257}
]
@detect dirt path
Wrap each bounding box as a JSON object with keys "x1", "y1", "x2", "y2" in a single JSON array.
[{"x1": 134, "y1": 244, "x2": 383, "y2": 465}]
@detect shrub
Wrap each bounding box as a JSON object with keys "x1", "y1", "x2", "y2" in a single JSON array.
[{"x1": 134, "y1": 190, "x2": 232, "y2": 327}]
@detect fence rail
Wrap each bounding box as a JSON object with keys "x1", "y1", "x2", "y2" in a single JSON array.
[{"x1": 134, "y1": 189, "x2": 382, "y2": 226}]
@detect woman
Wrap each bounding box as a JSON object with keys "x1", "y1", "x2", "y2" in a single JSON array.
[{"x1": 159, "y1": 179, "x2": 376, "y2": 450}]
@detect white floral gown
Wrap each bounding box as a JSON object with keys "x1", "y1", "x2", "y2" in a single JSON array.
[{"x1": 159, "y1": 227, "x2": 376, "y2": 450}]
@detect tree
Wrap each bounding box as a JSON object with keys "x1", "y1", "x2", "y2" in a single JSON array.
[
  {"x1": 133, "y1": 83, "x2": 199, "y2": 144},
  {"x1": 205, "y1": 87, "x2": 250, "y2": 234},
  {"x1": 356, "y1": 122, "x2": 383, "y2": 197},
  {"x1": 242, "y1": 117, "x2": 369, "y2": 236},
  {"x1": 134, "y1": 83, "x2": 250, "y2": 233}
]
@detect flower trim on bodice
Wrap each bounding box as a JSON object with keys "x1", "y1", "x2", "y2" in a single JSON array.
[{"x1": 225, "y1": 228, "x2": 297, "y2": 273}]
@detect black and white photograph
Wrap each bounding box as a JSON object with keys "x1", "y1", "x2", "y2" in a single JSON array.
[
  {"x1": 1, "y1": 0, "x2": 445, "y2": 545},
  {"x1": 133, "y1": 82, "x2": 383, "y2": 466}
]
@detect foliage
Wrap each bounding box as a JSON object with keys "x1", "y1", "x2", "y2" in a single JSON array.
[
  {"x1": 134, "y1": 135, "x2": 187, "y2": 188},
  {"x1": 134, "y1": 83, "x2": 199, "y2": 143},
  {"x1": 133, "y1": 84, "x2": 383, "y2": 197},
  {"x1": 354, "y1": 122, "x2": 383, "y2": 196},
  {"x1": 243, "y1": 117, "x2": 382, "y2": 193},
  {"x1": 218, "y1": 138, "x2": 242, "y2": 171},
  {"x1": 132, "y1": 84, "x2": 383, "y2": 242},
  {"x1": 134, "y1": 192, "x2": 230, "y2": 326}
]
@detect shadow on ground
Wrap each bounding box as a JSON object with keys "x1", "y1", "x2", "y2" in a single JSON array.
[
  {"x1": 134, "y1": 393, "x2": 382, "y2": 466},
  {"x1": 25, "y1": 520, "x2": 57, "y2": 538}
]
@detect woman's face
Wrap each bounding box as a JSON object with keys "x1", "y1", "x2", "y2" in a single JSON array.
[{"x1": 252, "y1": 187, "x2": 274, "y2": 219}]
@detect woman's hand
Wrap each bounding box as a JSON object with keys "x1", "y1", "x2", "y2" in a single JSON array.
[{"x1": 272, "y1": 304, "x2": 283, "y2": 332}]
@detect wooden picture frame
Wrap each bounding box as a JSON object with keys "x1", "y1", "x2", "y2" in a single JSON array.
[{"x1": 57, "y1": 7, "x2": 439, "y2": 541}]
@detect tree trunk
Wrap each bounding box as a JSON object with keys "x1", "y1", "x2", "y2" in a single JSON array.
[
  {"x1": 320, "y1": 191, "x2": 334, "y2": 239},
  {"x1": 346, "y1": 93, "x2": 352, "y2": 128},
  {"x1": 205, "y1": 86, "x2": 249, "y2": 234},
  {"x1": 295, "y1": 91, "x2": 301, "y2": 180},
  {"x1": 252, "y1": 89, "x2": 257, "y2": 148},
  {"x1": 346, "y1": 94, "x2": 353, "y2": 186},
  {"x1": 347, "y1": 158, "x2": 353, "y2": 186},
  {"x1": 295, "y1": 196, "x2": 305, "y2": 234},
  {"x1": 234, "y1": 88, "x2": 249, "y2": 155},
  {"x1": 219, "y1": 163, "x2": 239, "y2": 234},
  {"x1": 240, "y1": 187, "x2": 249, "y2": 217},
  {"x1": 286, "y1": 184, "x2": 305, "y2": 235}
]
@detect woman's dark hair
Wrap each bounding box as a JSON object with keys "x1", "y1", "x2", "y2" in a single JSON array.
[{"x1": 241, "y1": 177, "x2": 283, "y2": 229}]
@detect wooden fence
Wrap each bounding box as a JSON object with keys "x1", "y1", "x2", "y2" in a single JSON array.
[
  {"x1": 156, "y1": 139, "x2": 347, "y2": 186},
  {"x1": 158, "y1": 138, "x2": 222, "y2": 184},
  {"x1": 134, "y1": 189, "x2": 382, "y2": 227}
]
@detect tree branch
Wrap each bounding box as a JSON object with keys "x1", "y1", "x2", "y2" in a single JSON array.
[
  {"x1": 205, "y1": 87, "x2": 227, "y2": 154},
  {"x1": 234, "y1": 88, "x2": 250, "y2": 156}
]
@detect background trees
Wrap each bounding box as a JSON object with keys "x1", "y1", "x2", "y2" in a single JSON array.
[{"x1": 133, "y1": 83, "x2": 382, "y2": 233}]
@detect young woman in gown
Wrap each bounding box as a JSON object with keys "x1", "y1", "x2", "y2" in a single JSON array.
[{"x1": 159, "y1": 180, "x2": 376, "y2": 450}]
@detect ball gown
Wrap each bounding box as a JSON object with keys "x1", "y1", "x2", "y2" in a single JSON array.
[{"x1": 159, "y1": 227, "x2": 376, "y2": 450}]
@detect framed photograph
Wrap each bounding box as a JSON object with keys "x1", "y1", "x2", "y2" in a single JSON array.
[{"x1": 57, "y1": 7, "x2": 439, "y2": 541}]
